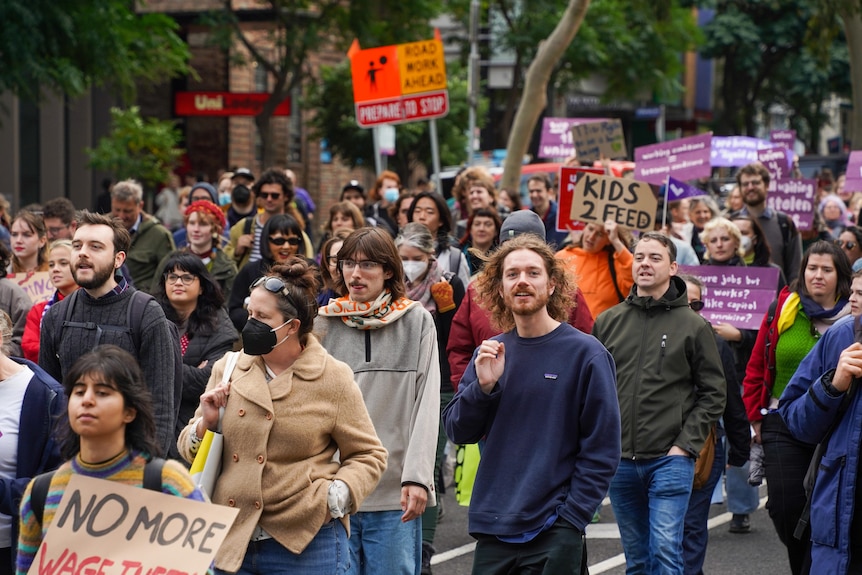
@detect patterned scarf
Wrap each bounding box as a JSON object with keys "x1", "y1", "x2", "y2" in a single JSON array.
[{"x1": 319, "y1": 290, "x2": 418, "y2": 330}]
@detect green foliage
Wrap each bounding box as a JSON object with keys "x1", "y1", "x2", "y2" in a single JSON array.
[
  {"x1": 0, "y1": 0, "x2": 191, "y2": 103},
  {"x1": 86, "y1": 107, "x2": 184, "y2": 190},
  {"x1": 305, "y1": 60, "x2": 478, "y2": 178}
]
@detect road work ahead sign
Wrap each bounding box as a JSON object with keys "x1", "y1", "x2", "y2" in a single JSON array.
[{"x1": 349, "y1": 36, "x2": 449, "y2": 128}]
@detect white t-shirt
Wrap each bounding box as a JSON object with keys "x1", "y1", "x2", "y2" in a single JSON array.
[{"x1": 0, "y1": 365, "x2": 33, "y2": 547}]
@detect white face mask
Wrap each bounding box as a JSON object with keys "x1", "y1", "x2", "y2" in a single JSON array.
[
  {"x1": 402, "y1": 260, "x2": 428, "y2": 283},
  {"x1": 740, "y1": 236, "x2": 752, "y2": 253}
]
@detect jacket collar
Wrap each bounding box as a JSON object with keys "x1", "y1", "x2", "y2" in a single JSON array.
[{"x1": 626, "y1": 275, "x2": 689, "y2": 310}]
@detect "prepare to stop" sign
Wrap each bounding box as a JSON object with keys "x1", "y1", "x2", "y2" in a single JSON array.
[{"x1": 350, "y1": 37, "x2": 449, "y2": 128}]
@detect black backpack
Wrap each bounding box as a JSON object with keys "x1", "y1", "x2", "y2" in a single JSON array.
[
  {"x1": 59, "y1": 289, "x2": 152, "y2": 351},
  {"x1": 29, "y1": 457, "x2": 165, "y2": 525}
]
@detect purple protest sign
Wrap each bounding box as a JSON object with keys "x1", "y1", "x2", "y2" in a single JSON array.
[
  {"x1": 757, "y1": 147, "x2": 794, "y2": 181},
  {"x1": 666, "y1": 176, "x2": 706, "y2": 201},
  {"x1": 634, "y1": 133, "x2": 712, "y2": 185},
  {"x1": 679, "y1": 265, "x2": 779, "y2": 330},
  {"x1": 845, "y1": 151, "x2": 862, "y2": 193},
  {"x1": 538, "y1": 117, "x2": 608, "y2": 159},
  {"x1": 765, "y1": 179, "x2": 816, "y2": 231},
  {"x1": 770, "y1": 130, "x2": 796, "y2": 150},
  {"x1": 710, "y1": 136, "x2": 774, "y2": 167}
]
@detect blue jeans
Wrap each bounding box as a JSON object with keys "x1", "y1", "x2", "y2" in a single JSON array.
[
  {"x1": 683, "y1": 437, "x2": 726, "y2": 575},
  {"x1": 610, "y1": 455, "x2": 695, "y2": 575},
  {"x1": 726, "y1": 459, "x2": 760, "y2": 515},
  {"x1": 347, "y1": 510, "x2": 421, "y2": 575},
  {"x1": 216, "y1": 520, "x2": 349, "y2": 575}
]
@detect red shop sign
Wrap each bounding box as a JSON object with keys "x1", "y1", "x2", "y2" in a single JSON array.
[{"x1": 174, "y1": 92, "x2": 291, "y2": 117}]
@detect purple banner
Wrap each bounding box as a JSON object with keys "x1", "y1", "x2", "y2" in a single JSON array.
[
  {"x1": 634, "y1": 133, "x2": 712, "y2": 185},
  {"x1": 770, "y1": 130, "x2": 796, "y2": 150},
  {"x1": 666, "y1": 176, "x2": 706, "y2": 201},
  {"x1": 757, "y1": 147, "x2": 794, "y2": 181},
  {"x1": 710, "y1": 136, "x2": 774, "y2": 167},
  {"x1": 678, "y1": 265, "x2": 780, "y2": 330},
  {"x1": 845, "y1": 151, "x2": 862, "y2": 193},
  {"x1": 538, "y1": 117, "x2": 608, "y2": 159},
  {"x1": 766, "y1": 179, "x2": 816, "y2": 231}
]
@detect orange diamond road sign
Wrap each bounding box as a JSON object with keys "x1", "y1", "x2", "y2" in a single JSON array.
[{"x1": 349, "y1": 37, "x2": 449, "y2": 128}]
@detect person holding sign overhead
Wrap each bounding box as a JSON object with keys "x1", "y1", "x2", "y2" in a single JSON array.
[
  {"x1": 742, "y1": 240, "x2": 852, "y2": 574},
  {"x1": 16, "y1": 345, "x2": 207, "y2": 575},
  {"x1": 555, "y1": 219, "x2": 634, "y2": 318}
]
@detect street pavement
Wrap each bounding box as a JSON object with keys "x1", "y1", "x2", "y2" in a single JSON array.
[{"x1": 429, "y1": 482, "x2": 790, "y2": 574}]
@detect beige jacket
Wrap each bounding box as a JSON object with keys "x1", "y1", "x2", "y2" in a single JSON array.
[{"x1": 177, "y1": 335, "x2": 387, "y2": 572}]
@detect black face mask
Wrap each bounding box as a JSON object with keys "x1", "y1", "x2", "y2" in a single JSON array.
[{"x1": 242, "y1": 317, "x2": 289, "y2": 356}]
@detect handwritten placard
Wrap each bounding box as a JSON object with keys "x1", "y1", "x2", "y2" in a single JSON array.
[
  {"x1": 568, "y1": 171, "x2": 657, "y2": 232},
  {"x1": 8, "y1": 272, "x2": 52, "y2": 304},
  {"x1": 570, "y1": 119, "x2": 626, "y2": 163},
  {"x1": 634, "y1": 133, "x2": 712, "y2": 185},
  {"x1": 764, "y1": 179, "x2": 816, "y2": 231},
  {"x1": 28, "y1": 474, "x2": 239, "y2": 575},
  {"x1": 757, "y1": 147, "x2": 794, "y2": 181},
  {"x1": 538, "y1": 117, "x2": 608, "y2": 159},
  {"x1": 710, "y1": 136, "x2": 774, "y2": 167},
  {"x1": 770, "y1": 129, "x2": 796, "y2": 150},
  {"x1": 679, "y1": 265, "x2": 780, "y2": 329}
]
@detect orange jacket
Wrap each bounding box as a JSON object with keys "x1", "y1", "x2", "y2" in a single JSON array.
[{"x1": 555, "y1": 246, "x2": 634, "y2": 318}]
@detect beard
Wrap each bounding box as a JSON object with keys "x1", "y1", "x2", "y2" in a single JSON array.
[
  {"x1": 503, "y1": 287, "x2": 550, "y2": 317},
  {"x1": 72, "y1": 260, "x2": 116, "y2": 290}
]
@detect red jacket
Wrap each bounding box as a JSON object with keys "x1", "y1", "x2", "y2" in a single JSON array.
[
  {"x1": 22, "y1": 293, "x2": 66, "y2": 362},
  {"x1": 742, "y1": 286, "x2": 792, "y2": 422},
  {"x1": 446, "y1": 283, "x2": 594, "y2": 391}
]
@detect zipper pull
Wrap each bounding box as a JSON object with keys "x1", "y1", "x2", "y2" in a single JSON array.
[{"x1": 661, "y1": 334, "x2": 667, "y2": 349}]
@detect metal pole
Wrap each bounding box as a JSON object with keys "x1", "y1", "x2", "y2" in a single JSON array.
[
  {"x1": 430, "y1": 119, "x2": 442, "y2": 192},
  {"x1": 372, "y1": 126, "x2": 382, "y2": 175},
  {"x1": 467, "y1": 0, "x2": 479, "y2": 165}
]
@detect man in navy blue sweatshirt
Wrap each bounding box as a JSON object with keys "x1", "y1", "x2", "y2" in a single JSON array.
[{"x1": 443, "y1": 233, "x2": 621, "y2": 574}]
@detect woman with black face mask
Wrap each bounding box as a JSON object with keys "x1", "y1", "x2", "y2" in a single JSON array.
[{"x1": 177, "y1": 258, "x2": 387, "y2": 575}]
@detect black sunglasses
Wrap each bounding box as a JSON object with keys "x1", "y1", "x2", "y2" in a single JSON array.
[
  {"x1": 689, "y1": 300, "x2": 705, "y2": 312},
  {"x1": 269, "y1": 236, "x2": 301, "y2": 246},
  {"x1": 836, "y1": 239, "x2": 858, "y2": 250}
]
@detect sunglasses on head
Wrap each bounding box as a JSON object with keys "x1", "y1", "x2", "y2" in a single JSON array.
[
  {"x1": 269, "y1": 236, "x2": 301, "y2": 246},
  {"x1": 689, "y1": 300, "x2": 705, "y2": 312}
]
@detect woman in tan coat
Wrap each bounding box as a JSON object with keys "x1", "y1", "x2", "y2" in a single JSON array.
[{"x1": 178, "y1": 258, "x2": 387, "y2": 574}]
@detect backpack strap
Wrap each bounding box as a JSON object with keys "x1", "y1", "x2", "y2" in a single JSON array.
[
  {"x1": 243, "y1": 216, "x2": 254, "y2": 236},
  {"x1": 30, "y1": 471, "x2": 55, "y2": 527},
  {"x1": 143, "y1": 457, "x2": 166, "y2": 492},
  {"x1": 60, "y1": 289, "x2": 152, "y2": 351},
  {"x1": 448, "y1": 248, "x2": 460, "y2": 276},
  {"x1": 607, "y1": 250, "x2": 625, "y2": 303},
  {"x1": 126, "y1": 291, "x2": 154, "y2": 350}
]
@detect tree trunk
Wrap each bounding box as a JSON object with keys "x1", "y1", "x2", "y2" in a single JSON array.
[
  {"x1": 842, "y1": 6, "x2": 862, "y2": 150},
  {"x1": 500, "y1": 0, "x2": 591, "y2": 192}
]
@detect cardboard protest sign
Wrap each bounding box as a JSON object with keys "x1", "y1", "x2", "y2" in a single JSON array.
[
  {"x1": 765, "y1": 179, "x2": 816, "y2": 231},
  {"x1": 538, "y1": 118, "x2": 608, "y2": 159},
  {"x1": 557, "y1": 166, "x2": 604, "y2": 232},
  {"x1": 8, "y1": 272, "x2": 52, "y2": 305},
  {"x1": 757, "y1": 147, "x2": 794, "y2": 181},
  {"x1": 570, "y1": 119, "x2": 626, "y2": 163},
  {"x1": 28, "y1": 474, "x2": 239, "y2": 575},
  {"x1": 634, "y1": 133, "x2": 712, "y2": 185},
  {"x1": 845, "y1": 151, "x2": 862, "y2": 193},
  {"x1": 710, "y1": 136, "x2": 774, "y2": 167},
  {"x1": 568, "y1": 171, "x2": 657, "y2": 232},
  {"x1": 679, "y1": 265, "x2": 779, "y2": 330}
]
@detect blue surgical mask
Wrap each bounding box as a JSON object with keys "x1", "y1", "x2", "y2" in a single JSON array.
[{"x1": 383, "y1": 188, "x2": 400, "y2": 203}]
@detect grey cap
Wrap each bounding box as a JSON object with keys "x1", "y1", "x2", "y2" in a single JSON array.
[
  {"x1": 190, "y1": 182, "x2": 218, "y2": 204},
  {"x1": 499, "y1": 210, "x2": 546, "y2": 243}
]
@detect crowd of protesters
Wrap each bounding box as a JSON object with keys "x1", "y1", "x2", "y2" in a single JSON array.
[{"x1": 2, "y1": 159, "x2": 861, "y2": 575}]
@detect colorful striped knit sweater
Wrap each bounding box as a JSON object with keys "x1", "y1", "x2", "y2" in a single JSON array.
[{"x1": 16, "y1": 449, "x2": 206, "y2": 575}]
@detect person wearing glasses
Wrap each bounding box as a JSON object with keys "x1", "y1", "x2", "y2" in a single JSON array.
[
  {"x1": 228, "y1": 214, "x2": 313, "y2": 332},
  {"x1": 730, "y1": 162, "x2": 803, "y2": 283},
  {"x1": 317, "y1": 227, "x2": 441, "y2": 575},
  {"x1": 678, "y1": 274, "x2": 751, "y2": 574},
  {"x1": 225, "y1": 169, "x2": 312, "y2": 271},
  {"x1": 742, "y1": 241, "x2": 853, "y2": 574},
  {"x1": 154, "y1": 201, "x2": 238, "y2": 304},
  {"x1": 178, "y1": 259, "x2": 387, "y2": 574},
  {"x1": 156, "y1": 252, "x2": 237, "y2": 458},
  {"x1": 836, "y1": 225, "x2": 862, "y2": 270}
]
